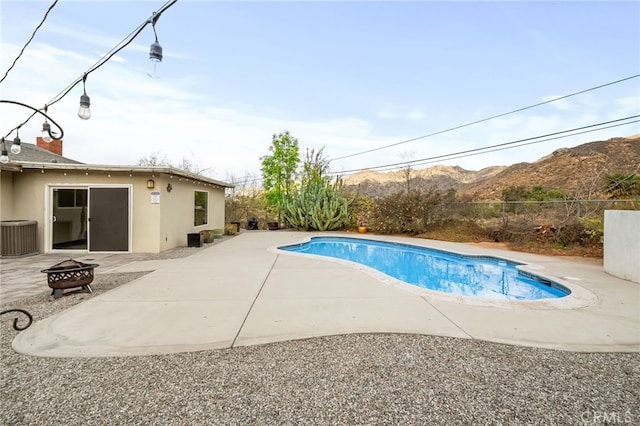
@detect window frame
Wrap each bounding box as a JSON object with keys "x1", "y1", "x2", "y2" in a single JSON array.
[{"x1": 194, "y1": 190, "x2": 208, "y2": 227}]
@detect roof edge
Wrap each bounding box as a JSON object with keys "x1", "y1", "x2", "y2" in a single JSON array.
[{"x1": 7, "y1": 162, "x2": 235, "y2": 188}]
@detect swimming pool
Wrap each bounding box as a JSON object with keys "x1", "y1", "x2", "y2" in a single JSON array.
[{"x1": 280, "y1": 236, "x2": 569, "y2": 300}]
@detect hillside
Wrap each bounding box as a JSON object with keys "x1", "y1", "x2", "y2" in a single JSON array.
[
  {"x1": 343, "y1": 136, "x2": 640, "y2": 200},
  {"x1": 343, "y1": 165, "x2": 507, "y2": 198}
]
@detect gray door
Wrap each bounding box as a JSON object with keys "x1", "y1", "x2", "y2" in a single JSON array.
[{"x1": 89, "y1": 187, "x2": 129, "y2": 252}]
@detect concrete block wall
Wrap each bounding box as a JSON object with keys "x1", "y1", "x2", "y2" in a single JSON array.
[{"x1": 604, "y1": 210, "x2": 640, "y2": 283}]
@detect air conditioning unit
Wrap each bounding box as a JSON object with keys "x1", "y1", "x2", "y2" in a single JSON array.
[{"x1": 1, "y1": 220, "x2": 38, "y2": 256}]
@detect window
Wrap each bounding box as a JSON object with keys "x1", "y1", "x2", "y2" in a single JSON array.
[
  {"x1": 56, "y1": 189, "x2": 87, "y2": 208},
  {"x1": 194, "y1": 191, "x2": 208, "y2": 226}
]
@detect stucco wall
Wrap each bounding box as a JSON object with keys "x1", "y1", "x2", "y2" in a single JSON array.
[
  {"x1": 0, "y1": 168, "x2": 226, "y2": 254},
  {"x1": 0, "y1": 171, "x2": 15, "y2": 219},
  {"x1": 604, "y1": 210, "x2": 640, "y2": 284},
  {"x1": 158, "y1": 176, "x2": 226, "y2": 251}
]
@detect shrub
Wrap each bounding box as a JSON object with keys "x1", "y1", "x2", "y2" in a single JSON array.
[
  {"x1": 370, "y1": 189, "x2": 456, "y2": 235},
  {"x1": 578, "y1": 217, "x2": 604, "y2": 245}
]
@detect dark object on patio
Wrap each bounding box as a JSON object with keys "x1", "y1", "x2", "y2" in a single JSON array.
[
  {"x1": 247, "y1": 217, "x2": 259, "y2": 230},
  {"x1": 1, "y1": 309, "x2": 33, "y2": 331},
  {"x1": 41, "y1": 259, "x2": 98, "y2": 299},
  {"x1": 267, "y1": 221, "x2": 279, "y2": 230},
  {"x1": 230, "y1": 221, "x2": 240, "y2": 232},
  {"x1": 188, "y1": 233, "x2": 202, "y2": 247}
]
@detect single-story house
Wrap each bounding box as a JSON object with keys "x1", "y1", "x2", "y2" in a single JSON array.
[{"x1": 0, "y1": 138, "x2": 234, "y2": 255}]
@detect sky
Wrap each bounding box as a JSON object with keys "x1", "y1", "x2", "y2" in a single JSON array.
[{"x1": 1, "y1": 0, "x2": 639, "y2": 184}]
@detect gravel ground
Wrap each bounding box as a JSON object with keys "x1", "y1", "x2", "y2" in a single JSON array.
[{"x1": 1, "y1": 246, "x2": 639, "y2": 425}]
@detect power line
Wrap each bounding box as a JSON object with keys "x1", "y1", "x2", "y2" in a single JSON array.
[
  {"x1": 331, "y1": 115, "x2": 640, "y2": 176},
  {"x1": 224, "y1": 118, "x2": 639, "y2": 188},
  {"x1": 358, "y1": 120, "x2": 639, "y2": 175},
  {"x1": 0, "y1": 0, "x2": 59, "y2": 85},
  {"x1": 47, "y1": 0, "x2": 178, "y2": 108},
  {"x1": 330, "y1": 74, "x2": 640, "y2": 162},
  {"x1": 2, "y1": 0, "x2": 178, "y2": 139}
]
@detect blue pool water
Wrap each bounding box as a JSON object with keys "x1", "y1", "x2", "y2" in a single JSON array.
[{"x1": 280, "y1": 237, "x2": 569, "y2": 300}]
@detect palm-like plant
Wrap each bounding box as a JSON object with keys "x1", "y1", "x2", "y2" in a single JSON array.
[{"x1": 604, "y1": 173, "x2": 640, "y2": 199}]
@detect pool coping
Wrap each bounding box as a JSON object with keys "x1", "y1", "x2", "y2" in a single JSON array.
[{"x1": 271, "y1": 234, "x2": 599, "y2": 310}]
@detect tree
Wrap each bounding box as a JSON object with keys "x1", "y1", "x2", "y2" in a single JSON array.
[
  {"x1": 260, "y1": 131, "x2": 300, "y2": 220},
  {"x1": 137, "y1": 151, "x2": 171, "y2": 167},
  {"x1": 400, "y1": 150, "x2": 416, "y2": 194},
  {"x1": 137, "y1": 152, "x2": 214, "y2": 176},
  {"x1": 302, "y1": 147, "x2": 330, "y2": 183}
]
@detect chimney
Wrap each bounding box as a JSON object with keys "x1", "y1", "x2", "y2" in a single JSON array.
[{"x1": 37, "y1": 137, "x2": 63, "y2": 156}]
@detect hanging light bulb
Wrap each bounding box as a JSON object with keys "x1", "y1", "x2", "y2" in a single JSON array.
[
  {"x1": 42, "y1": 120, "x2": 53, "y2": 142},
  {"x1": 0, "y1": 139, "x2": 9, "y2": 164},
  {"x1": 41, "y1": 105, "x2": 54, "y2": 142},
  {"x1": 10, "y1": 131, "x2": 21, "y2": 155},
  {"x1": 150, "y1": 40, "x2": 163, "y2": 62},
  {"x1": 148, "y1": 15, "x2": 163, "y2": 78},
  {"x1": 78, "y1": 74, "x2": 91, "y2": 120},
  {"x1": 78, "y1": 94, "x2": 91, "y2": 120}
]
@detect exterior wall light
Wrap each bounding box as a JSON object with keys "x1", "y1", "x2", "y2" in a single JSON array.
[{"x1": 147, "y1": 179, "x2": 155, "y2": 189}]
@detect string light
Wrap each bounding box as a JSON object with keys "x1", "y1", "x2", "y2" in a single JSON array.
[
  {"x1": 148, "y1": 12, "x2": 163, "y2": 78},
  {"x1": 77, "y1": 74, "x2": 91, "y2": 120},
  {"x1": 0, "y1": 139, "x2": 9, "y2": 164},
  {"x1": 41, "y1": 120, "x2": 53, "y2": 142},
  {"x1": 0, "y1": 100, "x2": 64, "y2": 163},
  {"x1": 41, "y1": 104, "x2": 57, "y2": 142},
  {"x1": 1, "y1": 0, "x2": 178, "y2": 162},
  {"x1": 10, "y1": 129, "x2": 21, "y2": 154}
]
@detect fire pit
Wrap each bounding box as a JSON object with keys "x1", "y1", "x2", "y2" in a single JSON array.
[{"x1": 41, "y1": 259, "x2": 99, "y2": 299}]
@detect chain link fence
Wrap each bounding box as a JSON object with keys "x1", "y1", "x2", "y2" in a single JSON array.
[{"x1": 460, "y1": 199, "x2": 638, "y2": 245}]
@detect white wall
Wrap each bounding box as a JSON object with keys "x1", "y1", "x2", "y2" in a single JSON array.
[
  {"x1": 158, "y1": 177, "x2": 226, "y2": 251},
  {"x1": 604, "y1": 210, "x2": 640, "y2": 284},
  {"x1": 0, "y1": 171, "x2": 15, "y2": 220},
  {"x1": 1, "y1": 168, "x2": 227, "y2": 253}
]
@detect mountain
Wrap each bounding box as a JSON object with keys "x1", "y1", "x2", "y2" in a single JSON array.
[
  {"x1": 342, "y1": 165, "x2": 506, "y2": 198},
  {"x1": 343, "y1": 136, "x2": 640, "y2": 200}
]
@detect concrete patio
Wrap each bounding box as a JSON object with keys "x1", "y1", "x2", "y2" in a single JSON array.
[{"x1": 5, "y1": 231, "x2": 639, "y2": 357}]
